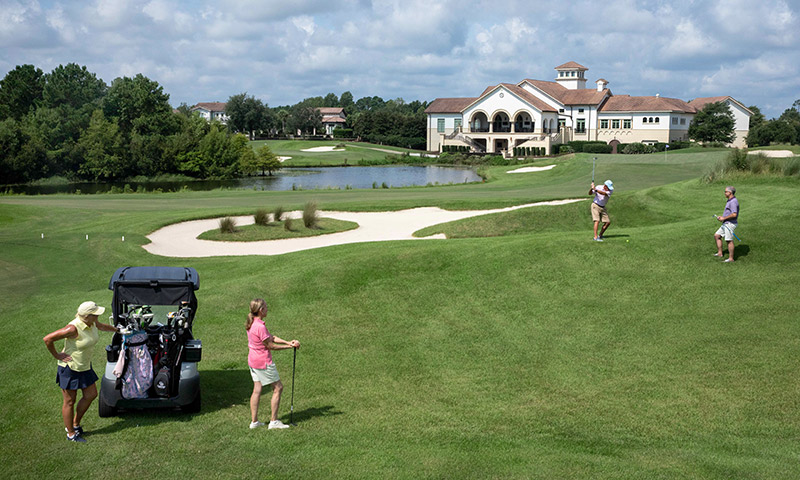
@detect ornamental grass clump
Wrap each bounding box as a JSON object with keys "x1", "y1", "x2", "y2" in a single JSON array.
[
  {"x1": 303, "y1": 201, "x2": 319, "y2": 229},
  {"x1": 219, "y1": 216, "x2": 237, "y2": 234},
  {"x1": 284, "y1": 217, "x2": 294, "y2": 231},
  {"x1": 274, "y1": 206, "x2": 285, "y2": 222},
  {"x1": 254, "y1": 209, "x2": 270, "y2": 226}
]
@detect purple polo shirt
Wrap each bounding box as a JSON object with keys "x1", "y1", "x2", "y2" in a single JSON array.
[{"x1": 723, "y1": 197, "x2": 739, "y2": 224}]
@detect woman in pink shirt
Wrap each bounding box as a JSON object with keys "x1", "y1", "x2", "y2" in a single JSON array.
[{"x1": 246, "y1": 298, "x2": 300, "y2": 430}]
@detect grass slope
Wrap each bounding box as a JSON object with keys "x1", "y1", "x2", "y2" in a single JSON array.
[{"x1": 1, "y1": 150, "x2": 799, "y2": 479}]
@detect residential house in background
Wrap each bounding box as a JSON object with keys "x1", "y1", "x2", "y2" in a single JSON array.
[
  {"x1": 191, "y1": 102, "x2": 229, "y2": 124},
  {"x1": 318, "y1": 107, "x2": 347, "y2": 135},
  {"x1": 425, "y1": 62, "x2": 751, "y2": 154}
]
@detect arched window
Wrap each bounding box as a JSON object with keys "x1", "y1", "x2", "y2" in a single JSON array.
[
  {"x1": 649, "y1": 117, "x2": 654, "y2": 123},
  {"x1": 643, "y1": 117, "x2": 648, "y2": 123},
  {"x1": 655, "y1": 117, "x2": 660, "y2": 123}
]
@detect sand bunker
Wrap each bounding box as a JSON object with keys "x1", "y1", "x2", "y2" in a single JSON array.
[
  {"x1": 143, "y1": 199, "x2": 585, "y2": 257},
  {"x1": 301, "y1": 146, "x2": 345, "y2": 152},
  {"x1": 278, "y1": 156, "x2": 291, "y2": 162},
  {"x1": 747, "y1": 150, "x2": 795, "y2": 158},
  {"x1": 508, "y1": 165, "x2": 556, "y2": 173}
]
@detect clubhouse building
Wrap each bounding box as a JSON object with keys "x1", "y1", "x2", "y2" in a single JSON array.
[{"x1": 425, "y1": 62, "x2": 752, "y2": 154}]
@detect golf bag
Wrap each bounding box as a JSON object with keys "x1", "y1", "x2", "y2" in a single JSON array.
[{"x1": 117, "y1": 331, "x2": 153, "y2": 399}]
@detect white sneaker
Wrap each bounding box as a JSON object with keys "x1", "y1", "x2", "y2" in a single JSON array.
[
  {"x1": 268, "y1": 420, "x2": 290, "y2": 429},
  {"x1": 249, "y1": 421, "x2": 265, "y2": 429}
]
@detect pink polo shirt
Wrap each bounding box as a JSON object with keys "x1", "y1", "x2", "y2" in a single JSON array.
[{"x1": 247, "y1": 318, "x2": 273, "y2": 369}]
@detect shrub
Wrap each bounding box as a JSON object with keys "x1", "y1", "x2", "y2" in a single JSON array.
[
  {"x1": 284, "y1": 218, "x2": 294, "y2": 231},
  {"x1": 583, "y1": 144, "x2": 613, "y2": 154},
  {"x1": 332, "y1": 128, "x2": 353, "y2": 138},
  {"x1": 273, "y1": 206, "x2": 285, "y2": 222},
  {"x1": 254, "y1": 209, "x2": 270, "y2": 226},
  {"x1": 219, "y1": 217, "x2": 237, "y2": 234},
  {"x1": 727, "y1": 148, "x2": 750, "y2": 171},
  {"x1": 302, "y1": 201, "x2": 319, "y2": 228},
  {"x1": 622, "y1": 143, "x2": 656, "y2": 154},
  {"x1": 559, "y1": 145, "x2": 575, "y2": 154}
]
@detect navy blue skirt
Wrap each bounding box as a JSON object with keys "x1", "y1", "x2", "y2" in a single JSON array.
[{"x1": 56, "y1": 364, "x2": 99, "y2": 390}]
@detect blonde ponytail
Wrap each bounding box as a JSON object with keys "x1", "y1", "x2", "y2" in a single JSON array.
[{"x1": 246, "y1": 298, "x2": 267, "y2": 330}]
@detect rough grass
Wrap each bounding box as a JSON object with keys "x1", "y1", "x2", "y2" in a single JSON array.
[
  {"x1": 2, "y1": 150, "x2": 799, "y2": 479},
  {"x1": 198, "y1": 218, "x2": 358, "y2": 241}
]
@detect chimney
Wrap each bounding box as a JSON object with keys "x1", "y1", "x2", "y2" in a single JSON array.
[{"x1": 596, "y1": 79, "x2": 608, "y2": 92}]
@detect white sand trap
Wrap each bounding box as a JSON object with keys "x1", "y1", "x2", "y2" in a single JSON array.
[
  {"x1": 143, "y1": 199, "x2": 586, "y2": 257},
  {"x1": 278, "y1": 156, "x2": 291, "y2": 162},
  {"x1": 301, "y1": 146, "x2": 345, "y2": 152},
  {"x1": 508, "y1": 165, "x2": 556, "y2": 173},
  {"x1": 747, "y1": 150, "x2": 795, "y2": 158}
]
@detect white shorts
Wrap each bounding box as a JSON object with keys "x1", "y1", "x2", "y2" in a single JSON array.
[
  {"x1": 250, "y1": 364, "x2": 280, "y2": 385},
  {"x1": 716, "y1": 222, "x2": 737, "y2": 242}
]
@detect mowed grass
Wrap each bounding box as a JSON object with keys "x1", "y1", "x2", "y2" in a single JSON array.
[
  {"x1": 249, "y1": 139, "x2": 418, "y2": 166},
  {"x1": 1, "y1": 149, "x2": 800, "y2": 478}
]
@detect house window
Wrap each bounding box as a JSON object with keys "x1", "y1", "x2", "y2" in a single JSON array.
[
  {"x1": 559, "y1": 108, "x2": 565, "y2": 113},
  {"x1": 454, "y1": 119, "x2": 462, "y2": 130},
  {"x1": 576, "y1": 119, "x2": 586, "y2": 133},
  {"x1": 578, "y1": 108, "x2": 584, "y2": 113},
  {"x1": 623, "y1": 119, "x2": 631, "y2": 129},
  {"x1": 680, "y1": 118, "x2": 686, "y2": 125},
  {"x1": 655, "y1": 117, "x2": 660, "y2": 124},
  {"x1": 437, "y1": 118, "x2": 445, "y2": 133},
  {"x1": 649, "y1": 117, "x2": 654, "y2": 123},
  {"x1": 643, "y1": 117, "x2": 648, "y2": 123},
  {"x1": 600, "y1": 120, "x2": 608, "y2": 129},
  {"x1": 612, "y1": 119, "x2": 620, "y2": 129},
  {"x1": 672, "y1": 117, "x2": 678, "y2": 125}
]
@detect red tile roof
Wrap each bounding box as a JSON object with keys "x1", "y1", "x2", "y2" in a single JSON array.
[
  {"x1": 424, "y1": 97, "x2": 478, "y2": 113},
  {"x1": 318, "y1": 107, "x2": 344, "y2": 115},
  {"x1": 555, "y1": 61, "x2": 587, "y2": 70},
  {"x1": 192, "y1": 102, "x2": 226, "y2": 112},
  {"x1": 520, "y1": 80, "x2": 608, "y2": 106},
  {"x1": 688, "y1": 96, "x2": 753, "y2": 115},
  {"x1": 321, "y1": 115, "x2": 346, "y2": 123},
  {"x1": 599, "y1": 95, "x2": 696, "y2": 113}
]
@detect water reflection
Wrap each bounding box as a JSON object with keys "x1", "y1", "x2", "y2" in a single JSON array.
[{"x1": 7, "y1": 166, "x2": 482, "y2": 195}]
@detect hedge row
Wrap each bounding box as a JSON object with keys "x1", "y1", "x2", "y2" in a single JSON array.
[
  {"x1": 512, "y1": 146, "x2": 547, "y2": 156},
  {"x1": 442, "y1": 145, "x2": 470, "y2": 153},
  {"x1": 332, "y1": 128, "x2": 354, "y2": 138}
]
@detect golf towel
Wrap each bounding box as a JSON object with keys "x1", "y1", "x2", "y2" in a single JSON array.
[{"x1": 121, "y1": 331, "x2": 152, "y2": 399}]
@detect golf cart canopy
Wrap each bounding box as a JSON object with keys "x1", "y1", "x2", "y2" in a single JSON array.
[{"x1": 108, "y1": 267, "x2": 199, "y2": 323}]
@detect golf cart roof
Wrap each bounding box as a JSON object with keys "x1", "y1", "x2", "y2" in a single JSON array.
[
  {"x1": 108, "y1": 267, "x2": 199, "y2": 323},
  {"x1": 109, "y1": 266, "x2": 199, "y2": 290}
]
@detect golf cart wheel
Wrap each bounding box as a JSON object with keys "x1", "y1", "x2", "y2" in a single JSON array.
[
  {"x1": 182, "y1": 389, "x2": 201, "y2": 414},
  {"x1": 98, "y1": 396, "x2": 117, "y2": 418}
]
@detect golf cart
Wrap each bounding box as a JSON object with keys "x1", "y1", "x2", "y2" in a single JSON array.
[{"x1": 99, "y1": 266, "x2": 202, "y2": 416}]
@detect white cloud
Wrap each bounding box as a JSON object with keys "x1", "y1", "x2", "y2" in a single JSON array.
[{"x1": 1, "y1": 0, "x2": 798, "y2": 118}]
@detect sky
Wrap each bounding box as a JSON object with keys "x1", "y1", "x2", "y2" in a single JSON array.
[{"x1": 1, "y1": 0, "x2": 799, "y2": 118}]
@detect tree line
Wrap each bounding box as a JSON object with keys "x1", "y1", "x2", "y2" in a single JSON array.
[
  {"x1": 0, "y1": 63, "x2": 429, "y2": 184},
  {"x1": 746, "y1": 101, "x2": 800, "y2": 147},
  {"x1": 225, "y1": 91, "x2": 428, "y2": 149}
]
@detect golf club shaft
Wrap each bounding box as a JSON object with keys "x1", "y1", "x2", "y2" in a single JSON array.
[
  {"x1": 290, "y1": 347, "x2": 296, "y2": 424},
  {"x1": 714, "y1": 215, "x2": 741, "y2": 241}
]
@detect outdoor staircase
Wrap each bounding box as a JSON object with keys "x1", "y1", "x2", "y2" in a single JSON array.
[{"x1": 444, "y1": 131, "x2": 485, "y2": 153}]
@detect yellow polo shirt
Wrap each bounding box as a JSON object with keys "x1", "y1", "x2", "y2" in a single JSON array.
[{"x1": 57, "y1": 318, "x2": 99, "y2": 372}]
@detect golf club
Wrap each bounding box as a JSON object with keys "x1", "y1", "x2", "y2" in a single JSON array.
[
  {"x1": 589, "y1": 157, "x2": 597, "y2": 194},
  {"x1": 713, "y1": 214, "x2": 741, "y2": 241},
  {"x1": 289, "y1": 346, "x2": 297, "y2": 426}
]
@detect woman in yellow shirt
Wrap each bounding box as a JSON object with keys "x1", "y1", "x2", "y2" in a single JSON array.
[{"x1": 44, "y1": 301, "x2": 117, "y2": 443}]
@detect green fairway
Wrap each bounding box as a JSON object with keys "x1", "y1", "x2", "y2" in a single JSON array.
[
  {"x1": 249, "y1": 139, "x2": 419, "y2": 166},
  {"x1": 2, "y1": 150, "x2": 799, "y2": 478}
]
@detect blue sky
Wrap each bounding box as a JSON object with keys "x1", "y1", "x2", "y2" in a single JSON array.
[{"x1": 1, "y1": 0, "x2": 799, "y2": 117}]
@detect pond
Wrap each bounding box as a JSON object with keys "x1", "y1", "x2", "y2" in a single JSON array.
[{"x1": 6, "y1": 166, "x2": 483, "y2": 195}]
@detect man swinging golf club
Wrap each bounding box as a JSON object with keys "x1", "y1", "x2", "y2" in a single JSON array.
[
  {"x1": 714, "y1": 186, "x2": 739, "y2": 262},
  {"x1": 590, "y1": 179, "x2": 614, "y2": 241}
]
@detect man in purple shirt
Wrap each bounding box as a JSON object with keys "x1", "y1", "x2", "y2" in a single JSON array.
[{"x1": 714, "y1": 186, "x2": 739, "y2": 262}]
